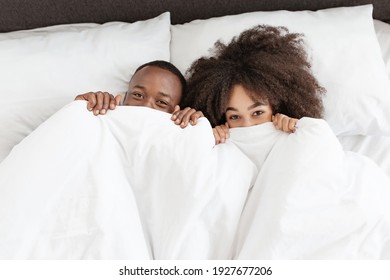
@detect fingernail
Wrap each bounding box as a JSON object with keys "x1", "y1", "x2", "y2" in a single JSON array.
[
  {"x1": 101, "y1": 109, "x2": 106, "y2": 114},
  {"x1": 172, "y1": 114, "x2": 177, "y2": 120}
]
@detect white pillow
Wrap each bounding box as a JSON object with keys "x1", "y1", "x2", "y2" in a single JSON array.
[
  {"x1": 374, "y1": 19, "x2": 390, "y2": 78},
  {"x1": 0, "y1": 12, "x2": 171, "y2": 162},
  {"x1": 171, "y1": 5, "x2": 390, "y2": 136}
]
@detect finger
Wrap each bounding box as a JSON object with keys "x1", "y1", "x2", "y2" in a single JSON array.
[
  {"x1": 272, "y1": 114, "x2": 278, "y2": 128},
  {"x1": 215, "y1": 126, "x2": 226, "y2": 143},
  {"x1": 75, "y1": 94, "x2": 87, "y2": 101},
  {"x1": 289, "y1": 118, "x2": 298, "y2": 133},
  {"x1": 114, "y1": 95, "x2": 122, "y2": 106},
  {"x1": 175, "y1": 107, "x2": 191, "y2": 125},
  {"x1": 282, "y1": 117, "x2": 291, "y2": 132},
  {"x1": 109, "y1": 94, "x2": 117, "y2": 110},
  {"x1": 272, "y1": 113, "x2": 279, "y2": 129},
  {"x1": 171, "y1": 105, "x2": 181, "y2": 120},
  {"x1": 276, "y1": 114, "x2": 286, "y2": 130},
  {"x1": 221, "y1": 124, "x2": 230, "y2": 139},
  {"x1": 92, "y1": 92, "x2": 104, "y2": 115},
  {"x1": 189, "y1": 111, "x2": 202, "y2": 125},
  {"x1": 180, "y1": 108, "x2": 196, "y2": 128},
  {"x1": 87, "y1": 93, "x2": 97, "y2": 112},
  {"x1": 213, "y1": 128, "x2": 221, "y2": 145},
  {"x1": 190, "y1": 114, "x2": 197, "y2": 125},
  {"x1": 101, "y1": 92, "x2": 110, "y2": 114},
  {"x1": 96, "y1": 92, "x2": 104, "y2": 110}
]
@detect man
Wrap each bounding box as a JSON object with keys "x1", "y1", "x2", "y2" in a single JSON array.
[{"x1": 75, "y1": 60, "x2": 204, "y2": 128}]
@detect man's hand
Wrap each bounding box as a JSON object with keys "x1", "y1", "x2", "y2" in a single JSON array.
[
  {"x1": 171, "y1": 105, "x2": 205, "y2": 128},
  {"x1": 75, "y1": 91, "x2": 122, "y2": 115}
]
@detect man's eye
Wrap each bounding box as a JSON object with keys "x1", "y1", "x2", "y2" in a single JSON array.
[
  {"x1": 157, "y1": 100, "x2": 169, "y2": 107},
  {"x1": 132, "y1": 92, "x2": 143, "y2": 98},
  {"x1": 253, "y1": 111, "x2": 264, "y2": 116}
]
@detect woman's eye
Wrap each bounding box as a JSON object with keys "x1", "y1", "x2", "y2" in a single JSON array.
[
  {"x1": 229, "y1": 115, "x2": 239, "y2": 120},
  {"x1": 253, "y1": 111, "x2": 264, "y2": 116}
]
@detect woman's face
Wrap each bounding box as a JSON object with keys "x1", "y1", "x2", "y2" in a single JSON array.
[{"x1": 225, "y1": 84, "x2": 273, "y2": 128}]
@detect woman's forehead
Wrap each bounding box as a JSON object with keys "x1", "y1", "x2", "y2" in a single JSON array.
[{"x1": 229, "y1": 84, "x2": 267, "y2": 102}]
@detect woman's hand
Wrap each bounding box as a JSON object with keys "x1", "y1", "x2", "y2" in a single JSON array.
[
  {"x1": 213, "y1": 123, "x2": 230, "y2": 144},
  {"x1": 171, "y1": 105, "x2": 204, "y2": 128},
  {"x1": 75, "y1": 91, "x2": 122, "y2": 115},
  {"x1": 272, "y1": 113, "x2": 298, "y2": 133}
]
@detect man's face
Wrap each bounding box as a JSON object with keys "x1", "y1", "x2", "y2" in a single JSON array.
[{"x1": 123, "y1": 66, "x2": 183, "y2": 113}]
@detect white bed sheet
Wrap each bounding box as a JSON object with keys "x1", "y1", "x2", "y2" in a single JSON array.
[{"x1": 338, "y1": 135, "x2": 390, "y2": 179}]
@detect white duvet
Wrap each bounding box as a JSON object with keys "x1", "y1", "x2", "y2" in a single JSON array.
[{"x1": 0, "y1": 102, "x2": 389, "y2": 259}]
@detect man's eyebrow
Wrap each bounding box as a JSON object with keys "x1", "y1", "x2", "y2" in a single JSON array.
[
  {"x1": 158, "y1": 91, "x2": 172, "y2": 99},
  {"x1": 132, "y1": 85, "x2": 145, "y2": 90}
]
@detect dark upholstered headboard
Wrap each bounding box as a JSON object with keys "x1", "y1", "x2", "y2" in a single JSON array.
[{"x1": 1, "y1": 0, "x2": 389, "y2": 32}]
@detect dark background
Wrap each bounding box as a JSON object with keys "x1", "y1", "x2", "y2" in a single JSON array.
[{"x1": 0, "y1": 0, "x2": 388, "y2": 32}]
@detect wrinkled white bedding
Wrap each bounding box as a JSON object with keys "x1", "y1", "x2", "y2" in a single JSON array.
[
  {"x1": 0, "y1": 102, "x2": 389, "y2": 259},
  {"x1": 0, "y1": 102, "x2": 255, "y2": 259},
  {"x1": 338, "y1": 134, "x2": 390, "y2": 179},
  {"x1": 229, "y1": 119, "x2": 390, "y2": 259}
]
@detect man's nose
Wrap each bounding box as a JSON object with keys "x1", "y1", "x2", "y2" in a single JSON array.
[{"x1": 144, "y1": 97, "x2": 156, "y2": 109}]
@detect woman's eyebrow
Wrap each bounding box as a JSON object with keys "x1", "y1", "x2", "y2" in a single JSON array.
[
  {"x1": 226, "y1": 102, "x2": 265, "y2": 112},
  {"x1": 226, "y1": 107, "x2": 238, "y2": 112},
  {"x1": 247, "y1": 102, "x2": 264, "y2": 110}
]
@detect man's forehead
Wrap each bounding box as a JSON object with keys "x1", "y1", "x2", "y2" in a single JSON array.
[{"x1": 130, "y1": 66, "x2": 176, "y2": 82}]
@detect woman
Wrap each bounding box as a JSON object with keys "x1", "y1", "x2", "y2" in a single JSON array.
[{"x1": 182, "y1": 25, "x2": 325, "y2": 143}]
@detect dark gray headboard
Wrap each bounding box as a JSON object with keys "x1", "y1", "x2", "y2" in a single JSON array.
[{"x1": 1, "y1": 0, "x2": 389, "y2": 32}]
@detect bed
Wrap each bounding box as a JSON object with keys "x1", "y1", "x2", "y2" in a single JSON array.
[{"x1": 1, "y1": 0, "x2": 390, "y2": 260}]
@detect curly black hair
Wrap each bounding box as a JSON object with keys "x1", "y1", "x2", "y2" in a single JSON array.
[{"x1": 182, "y1": 25, "x2": 325, "y2": 127}]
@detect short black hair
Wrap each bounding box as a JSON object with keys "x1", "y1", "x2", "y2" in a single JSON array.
[{"x1": 134, "y1": 60, "x2": 186, "y2": 99}]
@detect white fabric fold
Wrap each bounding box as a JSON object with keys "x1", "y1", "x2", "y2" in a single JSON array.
[{"x1": 229, "y1": 118, "x2": 390, "y2": 259}]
